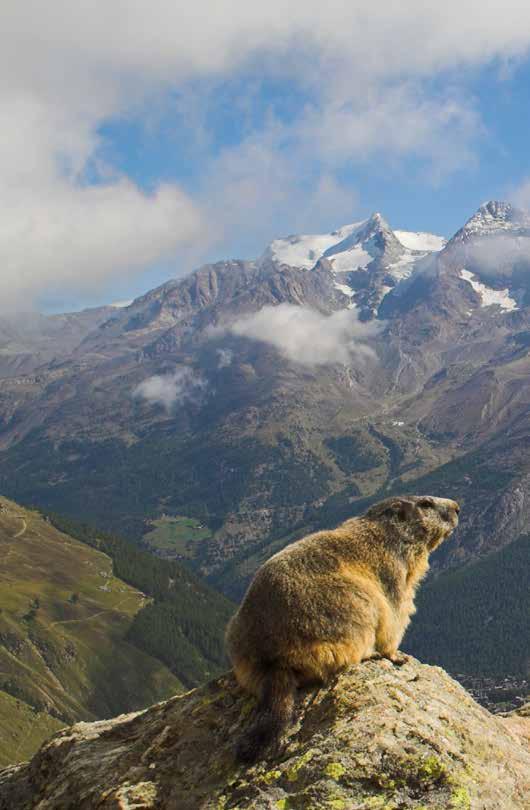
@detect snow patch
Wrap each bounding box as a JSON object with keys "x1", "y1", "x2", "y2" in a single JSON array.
[
  {"x1": 328, "y1": 245, "x2": 371, "y2": 273},
  {"x1": 394, "y1": 230, "x2": 446, "y2": 252},
  {"x1": 333, "y1": 281, "x2": 356, "y2": 308},
  {"x1": 112, "y1": 299, "x2": 134, "y2": 308},
  {"x1": 387, "y1": 254, "x2": 418, "y2": 281},
  {"x1": 460, "y1": 269, "x2": 518, "y2": 312},
  {"x1": 267, "y1": 220, "x2": 366, "y2": 269}
]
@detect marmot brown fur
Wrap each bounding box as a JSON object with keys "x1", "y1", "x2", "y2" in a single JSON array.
[{"x1": 226, "y1": 494, "x2": 459, "y2": 762}]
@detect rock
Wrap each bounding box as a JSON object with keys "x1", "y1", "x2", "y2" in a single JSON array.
[
  {"x1": 0, "y1": 657, "x2": 529, "y2": 809},
  {"x1": 500, "y1": 703, "x2": 530, "y2": 750}
]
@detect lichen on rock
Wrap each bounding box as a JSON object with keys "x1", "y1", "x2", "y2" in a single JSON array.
[{"x1": 0, "y1": 658, "x2": 528, "y2": 809}]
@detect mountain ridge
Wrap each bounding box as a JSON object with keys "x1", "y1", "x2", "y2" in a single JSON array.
[{"x1": 0, "y1": 200, "x2": 529, "y2": 609}]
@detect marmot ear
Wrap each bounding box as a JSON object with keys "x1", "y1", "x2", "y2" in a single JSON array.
[{"x1": 384, "y1": 500, "x2": 416, "y2": 522}]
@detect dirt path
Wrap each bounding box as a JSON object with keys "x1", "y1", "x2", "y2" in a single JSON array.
[
  {"x1": 50, "y1": 595, "x2": 136, "y2": 628},
  {"x1": 50, "y1": 609, "x2": 110, "y2": 627}
]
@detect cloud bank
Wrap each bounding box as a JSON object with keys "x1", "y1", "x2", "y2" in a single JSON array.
[
  {"x1": 133, "y1": 368, "x2": 206, "y2": 411},
  {"x1": 231, "y1": 304, "x2": 381, "y2": 366},
  {"x1": 3, "y1": 2, "x2": 530, "y2": 307}
]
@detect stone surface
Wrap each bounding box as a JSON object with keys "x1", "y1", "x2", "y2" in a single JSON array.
[
  {"x1": 500, "y1": 703, "x2": 530, "y2": 750},
  {"x1": 1, "y1": 657, "x2": 529, "y2": 809}
]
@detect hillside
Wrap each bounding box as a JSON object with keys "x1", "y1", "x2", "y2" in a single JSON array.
[
  {"x1": 1, "y1": 658, "x2": 529, "y2": 809},
  {"x1": 47, "y1": 512, "x2": 235, "y2": 688},
  {"x1": 404, "y1": 532, "x2": 530, "y2": 680},
  {"x1": 0, "y1": 497, "x2": 233, "y2": 767}
]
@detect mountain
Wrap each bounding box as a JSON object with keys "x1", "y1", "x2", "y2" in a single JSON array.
[
  {"x1": 404, "y1": 532, "x2": 530, "y2": 679},
  {"x1": 0, "y1": 496, "x2": 233, "y2": 767},
  {"x1": 0, "y1": 201, "x2": 529, "y2": 616},
  {"x1": 265, "y1": 212, "x2": 444, "y2": 319},
  {"x1": 0, "y1": 305, "x2": 118, "y2": 378},
  {"x1": 1, "y1": 658, "x2": 529, "y2": 809},
  {"x1": 0, "y1": 496, "x2": 179, "y2": 766}
]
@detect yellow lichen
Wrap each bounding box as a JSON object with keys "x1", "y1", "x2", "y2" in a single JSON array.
[
  {"x1": 324, "y1": 762, "x2": 345, "y2": 780},
  {"x1": 260, "y1": 769, "x2": 282, "y2": 785},
  {"x1": 111, "y1": 781, "x2": 158, "y2": 806},
  {"x1": 450, "y1": 787, "x2": 471, "y2": 809},
  {"x1": 418, "y1": 755, "x2": 446, "y2": 782},
  {"x1": 286, "y1": 748, "x2": 316, "y2": 782},
  {"x1": 362, "y1": 799, "x2": 396, "y2": 809}
]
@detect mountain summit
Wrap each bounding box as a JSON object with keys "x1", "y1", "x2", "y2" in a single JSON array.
[
  {"x1": 263, "y1": 212, "x2": 444, "y2": 318},
  {"x1": 446, "y1": 200, "x2": 530, "y2": 248}
]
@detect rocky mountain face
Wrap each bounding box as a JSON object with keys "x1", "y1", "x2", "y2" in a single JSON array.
[
  {"x1": 1, "y1": 657, "x2": 529, "y2": 809},
  {"x1": 0, "y1": 201, "x2": 530, "y2": 610},
  {"x1": 0, "y1": 305, "x2": 117, "y2": 378}
]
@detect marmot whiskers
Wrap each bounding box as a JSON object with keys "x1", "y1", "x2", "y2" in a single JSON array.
[{"x1": 226, "y1": 494, "x2": 459, "y2": 762}]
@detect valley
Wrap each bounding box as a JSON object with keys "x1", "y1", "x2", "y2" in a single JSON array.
[
  {"x1": 0, "y1": 497, "x2": 233, "y2": 766},
  {"x1": 0, "y1": 201, "x2": 529, "y2": 738}
]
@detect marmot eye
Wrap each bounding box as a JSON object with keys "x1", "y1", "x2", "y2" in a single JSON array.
[{"x1": 418, "y1": 499, "x2": 435, "y2": 509}]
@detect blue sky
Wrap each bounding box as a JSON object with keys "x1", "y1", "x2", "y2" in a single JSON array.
[
  {"x1": 82, "y1": 59, "x2": 530, "y2": 310},
  {"x1": 3, "y1": 2, "x2": 530, "y2": 313}
]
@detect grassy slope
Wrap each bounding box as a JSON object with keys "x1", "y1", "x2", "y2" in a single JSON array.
[
  {"x1": 143, "y1": 515, "x2": 212, "y2": 559},
  {"x1": 48, "y1": 513, "x2": 235, "y2": 688},
  {"x1": 0, "y1": 496, "x2": 182, "y2": 767},
  {"x1": 0, "y1": 691, "x2": 63, "y2": 768}
]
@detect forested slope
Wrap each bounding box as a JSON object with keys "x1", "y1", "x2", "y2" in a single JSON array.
[
  {"x1": 48, "y1": 514, "x2": 235, "y2": 687},
  {"x1": 404, "y1": 533, "x2": 530, "y2": 677},
  {"x1": 0, "y1": 497, "x2": 181, "y2": 766}
]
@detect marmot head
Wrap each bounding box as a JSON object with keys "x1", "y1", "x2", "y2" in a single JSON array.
[{"x1": 364, "y1": 495, "x2": 459, "y2": 552}]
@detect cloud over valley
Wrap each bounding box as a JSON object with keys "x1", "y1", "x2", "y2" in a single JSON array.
[
  {"x1": 133, "y1": 367, "x2": 207, "y2": 412},
  {"x1": 230, "y1": 304, "x2": 381, "y2": 366}
]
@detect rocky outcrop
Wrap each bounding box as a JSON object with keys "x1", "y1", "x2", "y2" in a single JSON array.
[
  {"x1": 501, "y1": 703, "x2": 530, "y2": 750},
  {"x1": 1, "y1": 657, "x2": 529, "y2": 809}
]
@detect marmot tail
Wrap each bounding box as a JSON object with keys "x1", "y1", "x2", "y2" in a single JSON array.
[{"x1": 236, "y1": 665, "x2": 295, "y2": 763}]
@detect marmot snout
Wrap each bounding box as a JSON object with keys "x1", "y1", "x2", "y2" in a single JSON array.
[{"x1": 226, "y1": 494, "x2": 459, "y2": 762}]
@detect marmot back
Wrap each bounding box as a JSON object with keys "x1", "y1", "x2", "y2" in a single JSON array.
[{"x1": 226, "y1": 494, "x2": 459, "y2": 762}]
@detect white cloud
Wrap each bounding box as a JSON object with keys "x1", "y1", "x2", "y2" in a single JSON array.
[
  {"x1": 295, "y1": 82, "x2": 481, "y2": 180},
  {"x1": 0, "y1": 180, "x2": 202, "y2": 311},
  {"x1": 133, "y1": 367, "x2": 206, "y2": 411},
  {"x1": 510, "y1": 177, "x2": 530, "y2": 210},
  {"x1": 465, "y1": 234, "x2": 530, "y2": 281},
  {"x1": 3, "y1": 2, "x2": 530, "y2": 307},
  {"x1": 197, "y1": 139, "x2": 361, "y2": 258},
  {"x1": 231, "y1": 303, "x2": 381, "y2": 366}
]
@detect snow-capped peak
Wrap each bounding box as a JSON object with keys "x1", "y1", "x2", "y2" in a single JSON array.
[
  {"x1": 447, "y1": 200, "x2": 530, "y2": 247},
  {"x1": 263, "y1": 218, "x2": 368, "y2": 270},
  {"x1": 264, "y1": 213, "x2": 445, "y2": 271},
  {"x1": 262, "y1": 213, "x2": 446, "y2": 316}
]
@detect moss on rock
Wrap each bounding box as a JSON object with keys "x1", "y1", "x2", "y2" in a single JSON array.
[{"x1": 0, "y1": 658, "x2": 529, "y2": 809}]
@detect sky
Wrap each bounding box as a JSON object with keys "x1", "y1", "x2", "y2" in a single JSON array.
[{"x1": 2, "y1": 1, "x2": 530, "y2": 313}]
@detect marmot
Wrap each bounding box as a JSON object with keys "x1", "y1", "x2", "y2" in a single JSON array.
[{"x1": 226, "y1": 494, "x2": 459, "y2": 762}]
